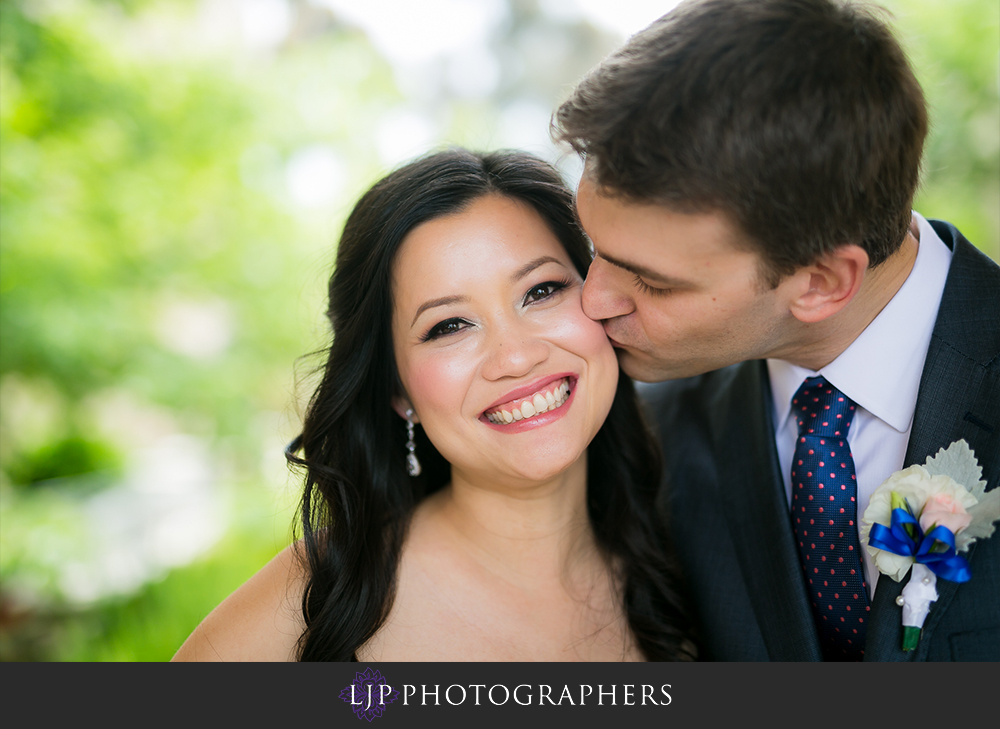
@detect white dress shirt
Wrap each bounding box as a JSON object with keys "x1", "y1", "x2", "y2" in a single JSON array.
[{"x1": 767, "y1": 212, "x2": 953, "y2": 597}]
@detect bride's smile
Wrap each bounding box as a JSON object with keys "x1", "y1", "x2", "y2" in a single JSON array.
[
  {"x1": 391, "y1": 194, "x2": 618, "y2": 487},
  {"x1": 481, "y1": 373, "x2": 574, "y2": 428}
]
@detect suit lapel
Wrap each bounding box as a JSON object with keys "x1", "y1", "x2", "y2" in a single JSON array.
[
  {"x1": 713, "y1": 362, "x2": 823, "y2": 660},
  {"x1": 864, "y1": 310, "x2": 982, "y2": 661},
  {"x1": 864, "y1": 225, "x2": 1000, "y2": 661}
]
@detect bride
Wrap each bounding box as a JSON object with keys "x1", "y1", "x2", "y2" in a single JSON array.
[{"x1": 173, "y1": 149, "x2": 695, "y2": 661}]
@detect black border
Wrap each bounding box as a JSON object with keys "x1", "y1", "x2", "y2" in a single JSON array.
[{"x1": 3, "y1": 661, "x2": 995, "y2": 728}]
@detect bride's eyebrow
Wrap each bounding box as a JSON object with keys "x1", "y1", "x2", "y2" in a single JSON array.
[
  {"x1": 512, "y1": 256, "x2": 563, "y2": 282},
  {"x1": 411, "y1": 295, "x2": 469, "y2": 327}
]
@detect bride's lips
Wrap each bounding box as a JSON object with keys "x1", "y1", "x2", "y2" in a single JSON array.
[{"x1": 479, "y1": 373, "x2": 577, "y2": 433}]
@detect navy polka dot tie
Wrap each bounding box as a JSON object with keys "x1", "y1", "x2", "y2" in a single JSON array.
[{"x1": 790, "y1": 376, "x2": 870, "y2": 661}]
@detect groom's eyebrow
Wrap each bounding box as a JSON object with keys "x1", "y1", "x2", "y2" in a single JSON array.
[{"x1": 595, "y1": 251, "x2": 689, "y2": 287}]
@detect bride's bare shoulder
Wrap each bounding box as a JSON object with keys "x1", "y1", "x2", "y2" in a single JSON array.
[{"x1": 171, "y1": 542, "x2": 307, "y2": 662}]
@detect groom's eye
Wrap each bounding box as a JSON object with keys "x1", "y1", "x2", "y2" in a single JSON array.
[{"x1": 633, "y1": 274, "x2": 672, "y2": 297}]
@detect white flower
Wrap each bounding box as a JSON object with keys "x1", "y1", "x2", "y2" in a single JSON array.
[
  {"x1": 860, "y1": 464, "x2": 977, "y2": 582},
  {"x1": 860, "y1": 440, "x2": 999, "y2": 650}
]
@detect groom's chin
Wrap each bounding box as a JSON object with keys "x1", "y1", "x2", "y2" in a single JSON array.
[
  {"x1": 615, "y1": 348, "x2": 669, "y2": 383},
  {"x1": 616, "y1": 347, "x2": 717, "y2": 383}
]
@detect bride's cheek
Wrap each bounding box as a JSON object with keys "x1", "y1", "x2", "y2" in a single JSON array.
[
  {"x1": 401, "y1": 353, "x2": 465, "y2": 413},
  {"x1": 573, "y1": 312, "x2": 617, "y2": 358}
]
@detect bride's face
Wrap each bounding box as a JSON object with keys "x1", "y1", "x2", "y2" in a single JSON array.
[{"x1": 391, "y1": 194, "x2": 618, "y2": 487}]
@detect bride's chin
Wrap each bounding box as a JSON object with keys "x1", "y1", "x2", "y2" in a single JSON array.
[{"x1": 501, "y1": 449, "x2": 588, "y2": 487}]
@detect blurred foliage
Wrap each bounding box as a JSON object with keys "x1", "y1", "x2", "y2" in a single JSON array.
[
  {"x1": 0, "y1": 0, "x2": 396, "y2": 659},
  {"x1": 5, "y1": 430, "x2": 124, "y2": 485},
  {"x1": 0, "y1": 523, "x2": 286, "y2": 661},
  {"x1": 0, "y1": 0, "x2": 996, "y2": 661},
  {"x1": 1, "y1": 0, "x2": 319, "y2": 479},
  {"x1": 885, "y1": 0, "x2": 1000, "y2": 260}
]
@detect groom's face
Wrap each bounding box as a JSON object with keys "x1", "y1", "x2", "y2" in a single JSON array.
[{"x1": 576, "y1": 174, "x2": 797, "y2": 382}]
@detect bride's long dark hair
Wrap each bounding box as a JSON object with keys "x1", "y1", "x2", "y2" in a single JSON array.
[{"x1": 286, "y1": 148, "x2": 695, "y2": 661}]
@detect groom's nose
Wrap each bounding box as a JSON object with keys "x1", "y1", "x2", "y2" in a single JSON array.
[{"x1": 582, "y1": 257, "x2": 635, "y2": 322}]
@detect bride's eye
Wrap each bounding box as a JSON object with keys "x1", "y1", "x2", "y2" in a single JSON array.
[
  {"x1": 523, "y1": 279, "x2": 569, "y2": 305},
  {"x1": 422, "y1": 317, "x2": 471, "y2": 341}
]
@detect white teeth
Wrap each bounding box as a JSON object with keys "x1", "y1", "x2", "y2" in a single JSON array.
[{"x1": 485, "y1": 379, "x2": 573, "y2": 425}]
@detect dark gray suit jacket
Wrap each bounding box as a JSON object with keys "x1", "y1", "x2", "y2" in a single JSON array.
[{"x1": 642, "y1": 221, "x2": 1000, "y2": 661}]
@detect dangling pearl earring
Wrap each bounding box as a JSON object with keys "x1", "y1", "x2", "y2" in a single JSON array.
[{"x1": 405, "y1": 408, "x2": 421, "y2": 477}]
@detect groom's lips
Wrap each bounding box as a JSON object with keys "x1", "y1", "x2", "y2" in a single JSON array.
[{"x1": 603, "y1": 326, "x2": 628, "y2": 349}]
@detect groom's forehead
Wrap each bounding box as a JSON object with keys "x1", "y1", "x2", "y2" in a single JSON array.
[{"x1": 577, "y1": 174, "x2": 752, "y2": 254}]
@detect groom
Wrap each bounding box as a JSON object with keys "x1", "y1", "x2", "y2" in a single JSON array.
[{"x1": 554, "y1": 0, "x2": 999, "y2": 660}]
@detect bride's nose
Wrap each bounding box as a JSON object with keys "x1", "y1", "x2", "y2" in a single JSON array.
[{"x1": 480, "y1": 324, "x2": 549, "y2": 381}]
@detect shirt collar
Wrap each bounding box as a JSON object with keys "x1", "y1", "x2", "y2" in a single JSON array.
[{"x1": 768, "y1": 213, "x2": 952, "y2": 433}]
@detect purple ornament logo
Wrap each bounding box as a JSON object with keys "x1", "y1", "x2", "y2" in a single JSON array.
[{"x1": 339, "y1": 667, "x2": 400, "y2": 721}]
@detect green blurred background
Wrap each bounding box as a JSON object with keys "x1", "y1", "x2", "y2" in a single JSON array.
[{"x1": 1, "y1": 0, "x2": 997, "y2": 661}]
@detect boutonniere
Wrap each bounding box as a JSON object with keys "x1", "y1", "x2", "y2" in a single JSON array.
[{"x1": 860, "y1": 440, "x2": 1000, "y2": 652}]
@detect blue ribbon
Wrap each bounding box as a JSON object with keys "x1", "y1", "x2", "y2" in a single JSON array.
[
  {"x1": 869, "y1": 507, "x2": 921, "y2": 556},
  {"x1": 869, "y1": 507, "x2": 972, "y2": 583}
]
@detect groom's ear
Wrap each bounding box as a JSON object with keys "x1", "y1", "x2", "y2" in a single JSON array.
[
  {"x1": 391, "y1": 395, "x2": 419, "y2": 423},
  {"x1": 786, "y1": 244, "x2": 869, "y2": 324}
]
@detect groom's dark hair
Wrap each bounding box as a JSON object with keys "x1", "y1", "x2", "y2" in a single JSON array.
[{"x1": 553, "y1": 0, "x2": 928, "y2": 287}]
